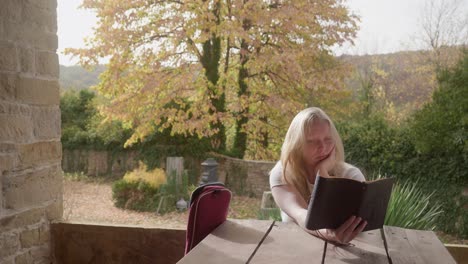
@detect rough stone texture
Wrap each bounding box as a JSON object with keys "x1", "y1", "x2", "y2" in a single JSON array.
[
  {"x1": 0, "y1": 114, "x2": 34, "y2": 142},
  {"x1": 0, "y1": 0, "x2": 61, "y2": 262},
  {"x1": 29, "y1": 246, "x2": 49, "y2": 264},
  {"x1": 4, "y1": 165, "x2": 62, "y2": 210},
  {"x1": 35, "y1": 51, "x2": 59, "y2": 78},
  {"x1": 20, "y1": 228, "x2": 40, "y2": 248},
  {"x1": 17, "y1": 141, "x2": 62, "y2": 169},
  {"x1": 0, "y1": 0, "x2": 22, "y2": 23},
  {"x1": 51, "y1": 222, "x2": 186, "y2": 264},
  {"x1": 0, "y1": 153, "x2": 18, "y2": 172},
  {"x1": 0, "y1": 41, "x2": 18, "y2": 72},
  {"x1": 15, "y1": 252, "x2": 32, "y2": 264},
  {"x1": 216, "y1": 155, "x2": 275, "y2": 198},
  {"x1": 32, "y1": 106, "x2": 60, "y2": 140},
  {"x1": 0, "y1": 73, "x2": 16, "y2": 100},
  {"x1": 16, "y1": 77, "x2": 60, "y2": 105},
  {"x1": 19, "y1": 47, "x2": 34, "y2": 74},
  {"x1": 0, "y1": 233, "x2": 20, "y2": 259},
  {"x1": 0, "y1": 207, "x2": 46, "y2": 233},
  {"x1": 1, "y1": 258, "x2": 15, "y2": 264}
]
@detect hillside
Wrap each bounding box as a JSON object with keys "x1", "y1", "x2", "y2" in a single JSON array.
[
  {"x1": 59, "y1": 48, "x2": 462, "y2": 113},
  {"x1": 342, "y1": 47, "x2": 461, "y2": 113},
  {"x1": 59, "y1": 64, "x2": 106, "y2": 91}
]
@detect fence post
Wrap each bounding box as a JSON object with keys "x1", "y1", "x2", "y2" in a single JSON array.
[{"x1": 166, "y1": 157, "x2": 184, "y2": 185}]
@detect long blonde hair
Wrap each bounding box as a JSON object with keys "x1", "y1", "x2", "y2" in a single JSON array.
[{"x1": 280, "y1": 107, "x2": 345, "y2": 202}]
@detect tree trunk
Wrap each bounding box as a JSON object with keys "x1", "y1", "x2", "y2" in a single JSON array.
[
  {"x1": 233, "y1": 38, "x2": 250, "y2": 158},
  {"x1": 200, "y1": 2, "x2": 226, "y2": 152}
]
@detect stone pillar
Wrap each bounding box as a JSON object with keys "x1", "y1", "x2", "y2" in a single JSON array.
[{"x1": 0, "y1": 0, "x2": 62, "y2": 263}]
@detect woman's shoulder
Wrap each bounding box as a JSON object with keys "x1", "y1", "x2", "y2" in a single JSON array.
[
  {"x1": 341, "y1": 162, "x2": 366, "y2": 181},
  {"x1": 269, "y1": 161, "x2": 285, "y2": 187}
]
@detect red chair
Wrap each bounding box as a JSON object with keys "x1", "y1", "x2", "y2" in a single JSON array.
[{"x1": 185, "y1": 182, "x2": 232, "y2": 254}]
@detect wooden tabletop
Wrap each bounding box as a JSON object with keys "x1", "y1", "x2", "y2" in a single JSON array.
[{"x1": 178, "y1": 219, "x2": 456, "y2": 264}]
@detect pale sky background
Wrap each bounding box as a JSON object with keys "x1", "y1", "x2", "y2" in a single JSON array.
[{"x1": 57, "y1": 0, "x2": 468, "y2": 66}]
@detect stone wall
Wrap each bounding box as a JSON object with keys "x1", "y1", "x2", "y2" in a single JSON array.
[
  {"x1": 216, "y1": 155, "x2": 275, "y2": 197},
  {"x1": 0, "y1": 0, "x2": 62, "y2": 263},
  {"x1": 62, "y1": 149, "x2": 139, "y2": 177}
]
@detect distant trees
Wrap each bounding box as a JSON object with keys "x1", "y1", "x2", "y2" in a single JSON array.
[
  {"x1": 411, "y1": 51, "x2": 468, "y2": 158},
  {"x1": 66, "y1": 0, "x2": 358, "y2": 159},
  {"x1": 418, "y1": 0, "x2": 468, "y2": 68},
  {"x1": 61, "y1": 90, "x2": 132, "y2": 149}
]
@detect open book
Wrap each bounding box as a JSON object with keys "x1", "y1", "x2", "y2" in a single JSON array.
[{"x1": 305, "y1": 176, "x2": 394, "y2": 231}]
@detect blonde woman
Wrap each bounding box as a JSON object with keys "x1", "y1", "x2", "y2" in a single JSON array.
[{"x1": 270, "y1": 107, "x2": 367, "y2": 245}]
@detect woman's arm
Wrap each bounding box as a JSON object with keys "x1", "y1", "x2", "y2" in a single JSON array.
[
  {"x1": 271, "y1": 184, "x2": 309, "y2": 224},
  {"x1": 271, "y1": 184, "x2": 367, "y2": 244}
]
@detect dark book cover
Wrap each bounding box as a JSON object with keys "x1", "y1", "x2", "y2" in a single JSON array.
[{"x1": 305, "y1": 176, "x2": 394, "y2": 231}]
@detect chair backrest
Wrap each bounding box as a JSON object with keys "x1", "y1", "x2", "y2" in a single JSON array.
[{"x1": 185, "y1": 182, "x2": 232, "y2": 254}]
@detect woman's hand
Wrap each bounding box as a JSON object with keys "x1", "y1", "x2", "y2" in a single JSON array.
[
  {"x1": 325, "y1": 216, "x2": 367, "y2": 245},
  {"x1": 303, "y1": 215, "x2": 367, "y2": 245},
  {"x1": 317, "y1": 147, "x2": 336, "y2": 177}
]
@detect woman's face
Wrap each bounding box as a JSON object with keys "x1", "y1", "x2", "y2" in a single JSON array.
[{"x1": 302, "y1": 120, "x2": 334, "y2": 167}]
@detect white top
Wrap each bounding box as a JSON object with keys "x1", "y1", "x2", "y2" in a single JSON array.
[{"x1": 269, "y1": 161, "x2": 366, "y2": 222}]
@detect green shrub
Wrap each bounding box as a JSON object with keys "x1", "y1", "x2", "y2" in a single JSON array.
[
  {"x1": 123, "y1": 162, "x2": 166, "y2": 188},
  {"x1": 384, "y1": 179, "x2": 443, "y2": 230},
  {"x1": 338, "y1": 115, "x2": 466, "y2": 238},
  {"x1": 112, "y1": 180, "x2": 160, "y2": 211},
  {"x1": 112, "y1": 169, "x2": 192, "y2": 214}
]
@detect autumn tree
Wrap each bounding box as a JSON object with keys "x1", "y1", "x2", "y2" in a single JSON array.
[{"x1": 67, "y1": 0, "x2": 358, "y2": 159}]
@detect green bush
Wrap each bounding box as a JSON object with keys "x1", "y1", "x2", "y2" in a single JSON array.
[
  {"x1": 61, "y1": 89, "x2": 132, "y2": 150},
  {"x1": 112, "y1": 180, "x2": 160, "y2": 211},
  {"x1": 112, "y1": 170, "x2": 192, "y2": 214},
  {"x1": 385, "y1": 179, "x2": 442, "y2": 230},
  {"x1": 338, "y1": 115, "x2": 466, "y2": 238},
  {"x1": 411, "y1": 50, "x2": 468, "y2": 157}
]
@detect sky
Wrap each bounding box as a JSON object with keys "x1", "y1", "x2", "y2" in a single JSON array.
[{"x1": 57, "y1": 0, "x2": 468, "y2": 66}]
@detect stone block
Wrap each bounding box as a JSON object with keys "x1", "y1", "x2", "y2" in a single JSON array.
[
  {"x1": 0, "y1": 257, "x2": 14, "y2": 264},
  {"x1": 0, "y1": 101, "x2": 31, "y2": 116},
  {"x1": 29, "y1": 0, "x2": 57, "y2": 11},
  {"x1": 4, "y1": 165, "x2": 62, "y2": 210},
  {"x1": 0, "y1": 143, "x2": 17, "y2": 153},
  {"x1": 0, "y1": 41, "x2": 17, "y2": 72},
  {"x1": 0, "y1": 114, "x2": 34, "y2": 143},
  {"x1": 17, "y1": 141, "x2": 62, "y2": 168},
  {"x1": 35, "y1": 51, "x2": 59, "y2": 78},
  {"x1": 0, "y1": 207, "x2": 45, "y2": 233},
  {"x1": 20, "y1": 227, "x2": 40, "y2": 248},
  {"x1": 2, "y1": 21, "x2": 54, "y2": 50},
  {"x1": 0, "y1": 153, "x2": 18, "y2": 172},
  {"x1": 15, "y1": 251, "x2": 32, "y2": 264},
  {"x1": 23, "y1": 2, "x2": 57, "y2": 33},
  {"x1": 0, "y1": 232, "x2": 19, "y2": 259},
  {"x1": 32, "y1": 106, "x2": 61, "y2": 140},
  {"x1": 39, "y1": 223, "x2": 50, "y2": 244},
  {"x1": 0, "y1": 20, "x2": 4, "y2": 41},
  {"x1": 29, "y1": 245, "x2": 50, "y2": 264},
  {"x1": 0, "y1": 0, "x2": 22, "y2": 23},
  {"x1": 0, "y1": 73, "x2": 16, "y2": 101},
  {"x1": 19, "y1": 47, "x2": 35, "y2": 74},
  {"x1": 46, "y1": 199, "x2": 63, "y2": 221},
  {"x1": 16, "y1": 77, "x2": 60, "y2": 105}
]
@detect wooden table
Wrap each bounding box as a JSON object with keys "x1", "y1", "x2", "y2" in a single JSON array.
[{"x1": 178, "y1": 219, "x2": 456, "y2": 263}]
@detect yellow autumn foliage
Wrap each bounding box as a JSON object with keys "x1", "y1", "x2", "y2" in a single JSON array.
[{"x1": 123, "y1": 162, "x2": 166, "y2": 189}]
